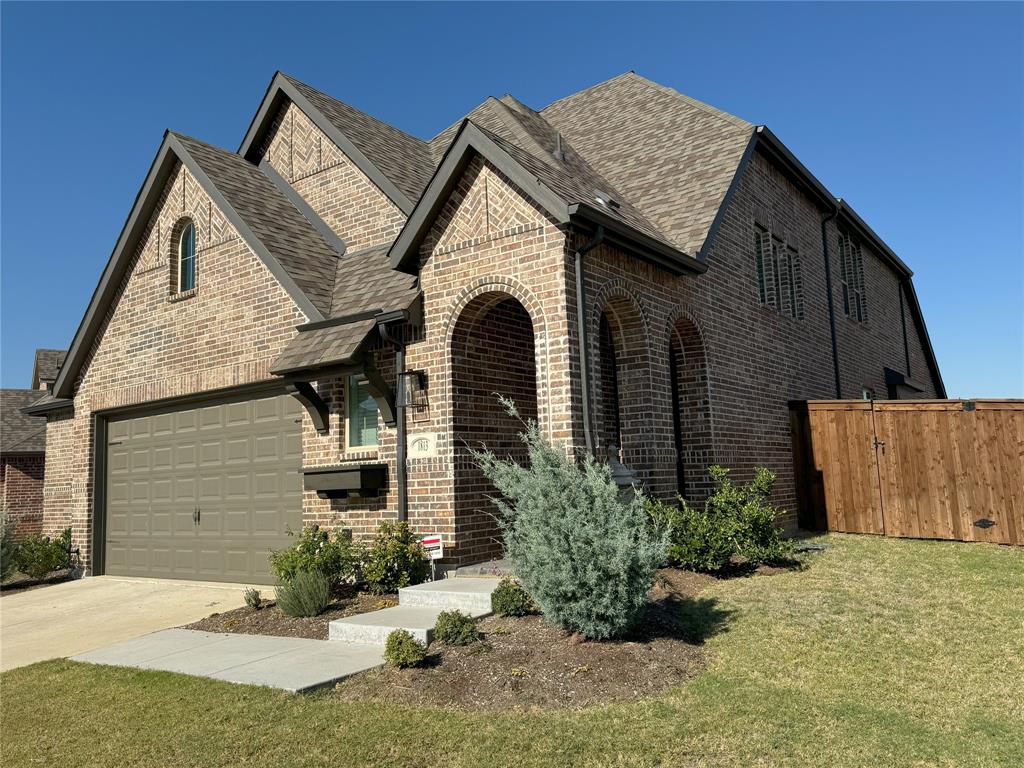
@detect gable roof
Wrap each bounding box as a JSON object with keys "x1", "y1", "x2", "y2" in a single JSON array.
[
  {"x1": 31, "y1": 349, "x2": 66, "y2": 389},
  {"x1": 1, "y1": 390, "x2": 48, "y2": 454},
  {"x1": 51, "y1": 131, "x2": 342, "y2": 399},
  {"x1": 239, "y1": 72, "x2": 434, "y2": 215}
]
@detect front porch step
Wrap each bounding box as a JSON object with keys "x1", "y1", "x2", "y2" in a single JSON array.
[
  {"x1": 397, "y1": 577, "x2": 501, "y2": 612},
  {"x1": 328, "y1": 604, "x2": 490, "y2": 645},
  {"x1": 452, "y1": 558, "x2": 514, "y2": 579}
]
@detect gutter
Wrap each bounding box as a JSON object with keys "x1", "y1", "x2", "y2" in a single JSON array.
[
  {"x1": 820, "y1": 203, "x2": 843, "y2": 399},
  {"x1": 377, "y1": 311, "x2": 410, "y2": 522},
  {"x1": 574, "y1": 226, "x2": 605, "y2": 455}
]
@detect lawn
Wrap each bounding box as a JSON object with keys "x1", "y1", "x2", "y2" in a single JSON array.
[{"x1": 1, "y1": 534, "x2": 1021, "y2": 768}]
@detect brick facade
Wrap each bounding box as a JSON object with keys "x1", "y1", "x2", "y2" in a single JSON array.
[
  {"x1": 1, "y1": 455, "x2": 45, "y2": 538},
  {"x1": 40, "y1": 86, "x2": 940, "y2": 571}
]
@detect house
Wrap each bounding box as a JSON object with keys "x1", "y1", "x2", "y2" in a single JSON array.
[
  {"x1": 27, "y1": 72, "x2": 942, "y2": 583},
  {"x1": 2, "y1": 349, "x2": 66, "y2": 537}
]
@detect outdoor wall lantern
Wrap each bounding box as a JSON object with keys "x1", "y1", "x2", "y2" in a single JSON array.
[{"x1": 397, "y1": 370, "x2": 428, "y2": 409}]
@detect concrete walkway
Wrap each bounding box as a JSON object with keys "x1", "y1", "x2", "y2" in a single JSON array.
[
  {"x1": 72, "y1": 629, "x2": 384, "y2": 693},
  {"x1": 0, "y1": 576, "x2": 246, "y2": 671}
]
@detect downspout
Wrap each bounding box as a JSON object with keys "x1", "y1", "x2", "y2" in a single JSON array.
[
  {"x1": 574, "y1": 225, "x2": 605, "y2": 455},
  {"x1": 378, "y1": 320, "x2": 408, "y2": 522},
  {"x1": 820, "y1": 205, "x2": 842, "y2": 398}
]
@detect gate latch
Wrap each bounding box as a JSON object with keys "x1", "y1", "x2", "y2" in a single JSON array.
[{"x1": 873, "y1": 436, "x2": 886, "y2": 454}]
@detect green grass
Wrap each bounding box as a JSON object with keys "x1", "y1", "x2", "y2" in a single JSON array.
[{"x1": 2, "y1": 534, "x2": 1021, "y2": 767}]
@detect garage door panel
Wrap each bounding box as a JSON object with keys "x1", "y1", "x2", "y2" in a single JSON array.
[{"x1": 105, "y1": 393, "x2": 303, "y2": 584}]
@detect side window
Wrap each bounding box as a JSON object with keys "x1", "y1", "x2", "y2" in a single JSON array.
[
  {"x1": 754, "y1": 222, "x2": 803, "y2": 319},
  {"x1": 838, "y1": 232, "x2": 868, "y2": 322},
  {"x1": 346, "y1": 375, "x2": 379, "y2": 449}
]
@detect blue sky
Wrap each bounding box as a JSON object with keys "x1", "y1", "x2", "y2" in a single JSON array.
[{"x1": 1, "y1": 2, "x2": 1021, "y2": 396}]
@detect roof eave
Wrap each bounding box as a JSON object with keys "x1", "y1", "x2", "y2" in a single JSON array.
[
  {"x1": 22, "y1": 398, "x2": 74, "y2": 416},
  {"x1": 238, "y1": 72, "x2": 416, "y2": 216}
]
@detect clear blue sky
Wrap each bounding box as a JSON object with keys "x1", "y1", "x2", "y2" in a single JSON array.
[{"x1": 2, "y1": 2, "x2": 1021, "y2": 396}]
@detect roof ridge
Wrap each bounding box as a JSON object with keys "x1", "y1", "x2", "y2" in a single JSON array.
[
  {"x1": 279, "y1": 72, "x2": 430, "y2": 147},
  {"x1": 540, "y1": 71, "x2": 637, "y2": 113}
]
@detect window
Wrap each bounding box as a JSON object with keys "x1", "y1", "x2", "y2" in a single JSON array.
[
  {"x1": 838, "y1": 232, "x2": 867, "y2": 322},
  {"x1": 862, "y1": 387, "x2": 875, "y2": 401},
  {"x1": 177, "y1": 221, "x2": 196, "y2": 293},
  {"x1": 754, "y1": 223, "x2": 803, "y2": 318},
  {"x1": 347, "y1": 375, "x2": 379, "y2": 449}
]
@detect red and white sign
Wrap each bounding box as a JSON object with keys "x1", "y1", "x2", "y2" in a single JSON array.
[{"x1": 421, "y1": 533, "x2": 444, "y2": 560}]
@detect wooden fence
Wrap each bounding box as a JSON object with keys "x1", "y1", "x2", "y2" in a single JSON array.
[{"x1": 790, "y1": 400, "x2": 1024, "y2": 546}]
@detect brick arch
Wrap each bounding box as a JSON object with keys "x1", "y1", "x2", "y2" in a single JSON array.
[
  {"x1": 445, "y1": 277, "x2": 546, "y2": 563},
  {"x1": 590, "y1": 280, "x2": 654, "y2": 472},
  {"x1": 664, "y1": 306, "x2": 716, "y2": 500}
]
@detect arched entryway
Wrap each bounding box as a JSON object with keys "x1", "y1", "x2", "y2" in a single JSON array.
[
  {"x1": 668, "y1": 315, "x2": 713, "y2": 500},
  {"x1": 594, "y1": 292, "x2": 650, "y2": 470},
  {"x1": 450, "y1": 292, "x2": 539, "y2": 563}
]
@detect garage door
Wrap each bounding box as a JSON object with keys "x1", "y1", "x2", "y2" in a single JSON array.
[{"x1": 104, "y1": 394, "x2": 303, "y2": 584}]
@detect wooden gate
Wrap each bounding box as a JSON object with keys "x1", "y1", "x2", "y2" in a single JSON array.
[{"x1": 790, "y1": 400, "x2": 1024, "y2": 545}]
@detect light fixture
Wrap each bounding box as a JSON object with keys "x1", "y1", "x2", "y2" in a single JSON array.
[{"x1": 397, "y1": 370, "x2": 428, "y2": 409}]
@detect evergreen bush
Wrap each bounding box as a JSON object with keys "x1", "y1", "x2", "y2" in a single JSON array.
[
  {"x1": 275, "y1": 570, "x2": 330, "y2": 617},
  {"x1": 490, "y1": 579, "x2": 535, "y2": 617},
  {"x1": 648, "y1": 465, "x2": 794, "y2": 572},
  {"x1": 269, "y1": 525, "x2": 357, "y2": 588},
  {"x1": 384, "y1": 629, "x2": 427, "y2": 668},
  {"x1": 13, "y1": 528, "x2": 71, "y2": 581},
  {"x1": 362, "y1": 521, "x2": 429, "y2": 595},
  {"x1": 433, "y1": 610, "x2": 479, "y2": 646},
  {"x1": 472, "y1": 398, "x2": 666, "y2": 640}
]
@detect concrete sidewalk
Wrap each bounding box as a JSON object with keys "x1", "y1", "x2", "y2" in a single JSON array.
[
  {"x1": 73, "y1": 628, "x2": 384, "y2": 693},
  {"x1": 1, "y1": 576, "x2": 247, "y2": 671}
]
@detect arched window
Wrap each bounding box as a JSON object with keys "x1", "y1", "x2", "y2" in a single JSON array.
[{"x1": 177, "y1": 221, "x2": 196, "y2": 292}]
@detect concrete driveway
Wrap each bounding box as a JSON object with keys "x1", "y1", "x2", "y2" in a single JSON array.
[{"x1": 0, "y1": 576, "x2": 247, "y2": 671}]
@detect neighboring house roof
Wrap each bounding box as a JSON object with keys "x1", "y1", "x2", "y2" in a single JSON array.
[
  {"x1": 31, "y1": 349, "x2": 67, "y2": 389},
  {"x1": 1, "y1": 390, "x2": 47, "y2": 454}
]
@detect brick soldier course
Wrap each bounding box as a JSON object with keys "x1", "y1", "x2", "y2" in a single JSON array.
[{"x1": 29, "y1": 71, "x2": 942, "y2": 576}]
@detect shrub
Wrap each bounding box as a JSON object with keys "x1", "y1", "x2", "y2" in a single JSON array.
[
  {"x1": 384, "y1": 629, "x2": 427, "y2": 668},
  {"x1": 649, "y1": 465, "x2": 794, "y2": 572},
  {"x1": 490, "y1": 578, "x2": 535, "y2": 617},
  {"x1": 362, "y1": 521, "x2": 429, "y2": 595},
  {"x1": 269, "y1": 526, "x2": 358, "y2": 588},
  {"x1": 471, "y1": 397, "x2": 666, "y2": 640},
  {"x1": 14, "y1": 528, "x2": 71, "y2": 581},
  {"x1": 0, "y1": 509, "x2": 18, "y2": 582},
  {"x1": 275, "y1": 570, "x2": 330, "y2": 617},
  {"x1": 433, "y1": 610, "x2": 480, "y2": 646},
  {"x1": 243, "y1": 587, "x2": 262, "y2": 610}
]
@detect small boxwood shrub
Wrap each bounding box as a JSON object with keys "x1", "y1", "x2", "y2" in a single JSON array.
[
  {"x1": 490, "y1": 579, "x2": 535, "y2": 617},
  {"x1": 362, "y1": 521, "x2": 429, "y2": 595},
  {"x1": 275, "y1": 570, "x2": 330, "y2": 617},
  {"x1": 14, "y1": 528, "x2": 71, "y2": 581},
  {"x1": 649, "y1": 465, "x2": 794, "y2": 572},
  {"x1": 433, "y1": 610, "x2": 479, "y2": 646},
  {"x1": 472, "y1": 398, "x2": 666, "y2": 640},
  {"x1": 269, "y1": 525, "x2": 357, "y2": 588},
  {"x1": 243, "y1": 587, "x2": 262, "y2": 610},
  {"x1": 384, "y1": 629, "x2": 427, "y2": 668}
]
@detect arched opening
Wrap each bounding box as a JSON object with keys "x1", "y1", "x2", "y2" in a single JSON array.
[
  {"x1": 451, "y1": 293, "x2": 538, "y2": 563},
  {"x1": 594, "y1": 294, "x2": 650, "y2": 470},
  {"x1": 669, "y1": 316, "x2": 713, "y2": 501}
]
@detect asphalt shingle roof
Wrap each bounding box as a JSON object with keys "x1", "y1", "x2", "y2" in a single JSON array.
[
  {"x1": 1, "y1": 390, "x2": 48, "y2": 454},
  {"x1": 330, "y1": 243, "x2": 420, "y2": 318},
  {"x1": 270, "y1": 318, "x2": 379, "y2": 375},
  {"x1": 541, "y1": 72, "x2": 754, "y2": 255},
  {"x1": 31, "y1": 349, "x2": 66, "y2": 388},
  {"x1": 174, "y1": 133, "x2": 341, "y2": 317}
]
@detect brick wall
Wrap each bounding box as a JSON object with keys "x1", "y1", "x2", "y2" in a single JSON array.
[
  {"x1": 1, "y1": 455, "x2": 45, "y2": 538},
  {"x1": 41, "y1": 161, "x2": 309, "y2": 569}
]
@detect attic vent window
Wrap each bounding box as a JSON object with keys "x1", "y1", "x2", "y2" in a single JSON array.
[{"x1": 594, "y1": 191, "x2": 620, "y2": 209}]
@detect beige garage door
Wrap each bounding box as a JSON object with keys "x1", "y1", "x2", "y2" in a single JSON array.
[{"x1": 105, "y1": 394, "x2": 303, "y2": 584}]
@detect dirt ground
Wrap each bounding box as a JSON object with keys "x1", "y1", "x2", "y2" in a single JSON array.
[
  {"x1": 332, "y1": 567, "x2": 737, "y2": 711},
  {"x1": 184, "y1": 587, "x2": 397, "y2": 640}
]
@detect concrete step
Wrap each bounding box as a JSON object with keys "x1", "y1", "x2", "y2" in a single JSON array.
[
  {"x1": 397, "y1": 577, "x2": 500, "y2": 613},
  {"x1": 328, "y1": 604, "x2": 490, "y2": 645},
  {"x1": 453, "y1": 558, "x2": 515, "y2": 579}
]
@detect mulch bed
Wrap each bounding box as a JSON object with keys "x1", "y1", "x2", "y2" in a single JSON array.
[
  {"x1": 183, "y1": 586, "x2": 397, "y2": 640},
  {"x1": 332, "y1": 567, "x2": 739, "y2": 711},
  {"x1": 0, "y1": 569, "x2": 76, "y2": 596}
]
